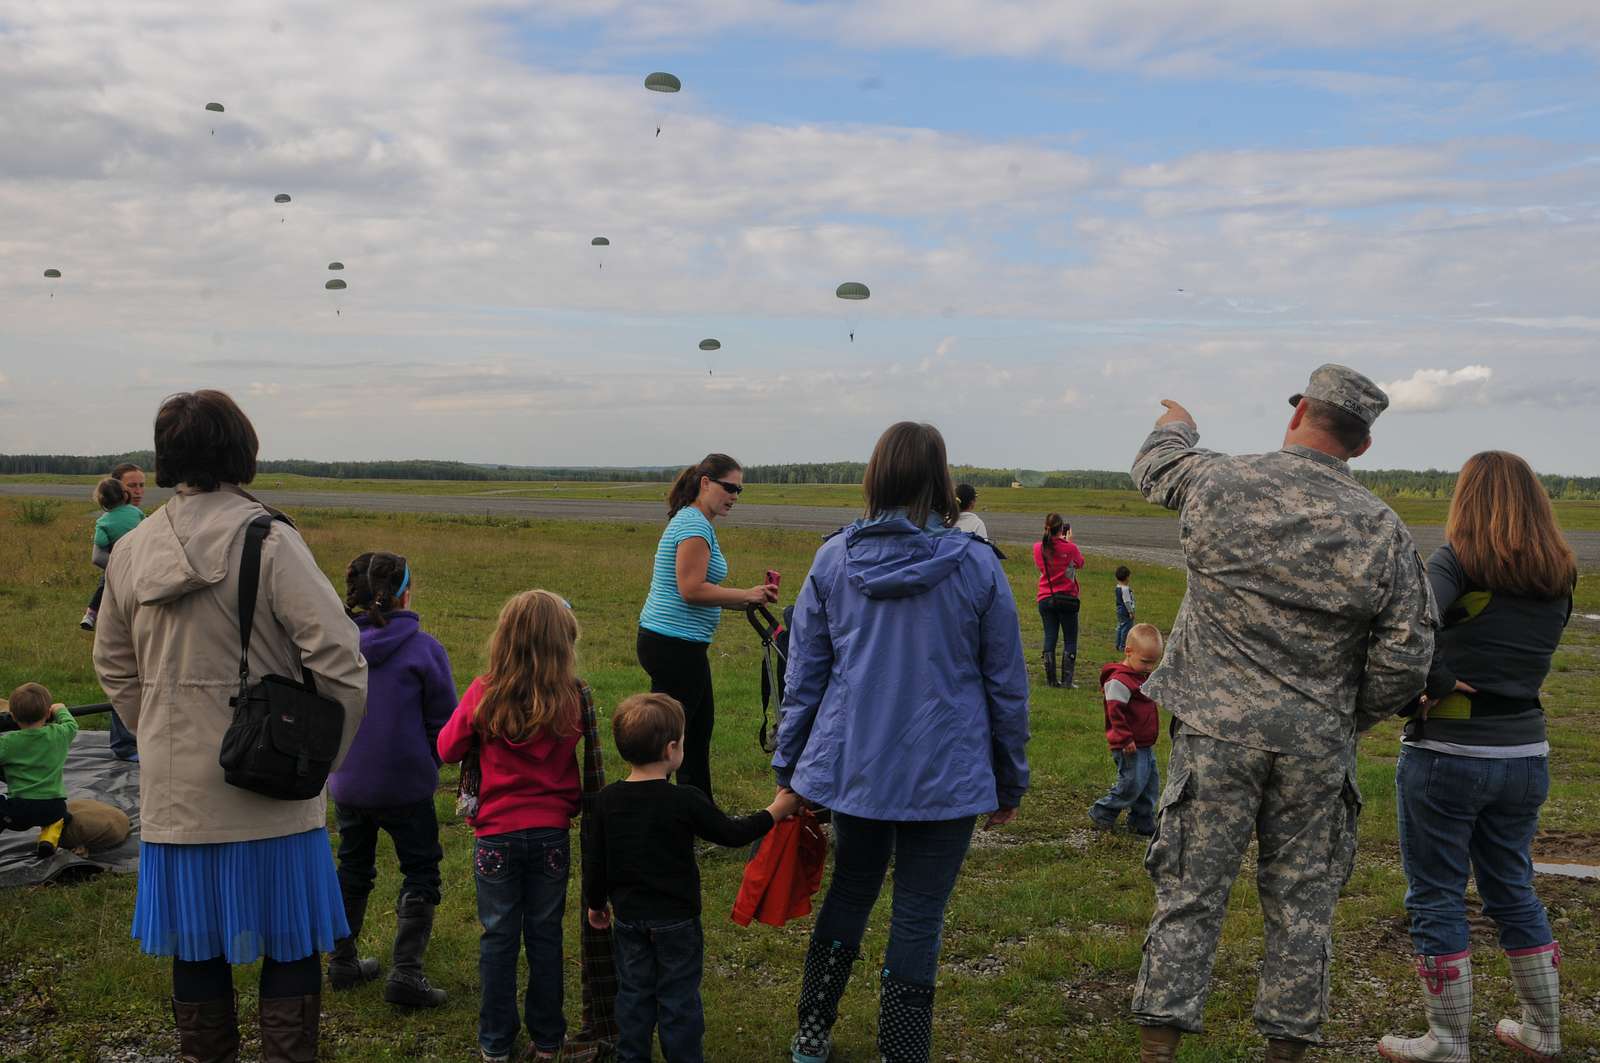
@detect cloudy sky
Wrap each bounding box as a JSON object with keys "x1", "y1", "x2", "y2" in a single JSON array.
[{"x1": 3, "y1": 1, "x2": 1598, "y2": 474}]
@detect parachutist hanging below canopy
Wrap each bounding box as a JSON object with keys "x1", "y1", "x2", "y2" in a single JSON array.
[{"x1": 644, "y1": 72, "x2": 681, "y2": 137}]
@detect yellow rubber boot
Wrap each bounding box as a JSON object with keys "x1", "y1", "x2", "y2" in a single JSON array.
[{"x1": 36, "y1": 819, "x2": 65, "y2": 859}]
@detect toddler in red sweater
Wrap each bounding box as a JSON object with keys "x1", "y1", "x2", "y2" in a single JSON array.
[
  {"x1": 437, "y1": 589, "x2": 585, "y2": 1063},
  {"x1": 1089, "y1": 624, "x2": 1164, "y2": 836}
]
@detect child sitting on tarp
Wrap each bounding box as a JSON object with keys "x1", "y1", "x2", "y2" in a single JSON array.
[{"x1": 0, "y1": 683, "x2": 79, "y2": 858}]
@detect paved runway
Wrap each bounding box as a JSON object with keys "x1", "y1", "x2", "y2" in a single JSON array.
[{"x1": 7, "y1": 483, "x2": 1598, "y2": 569}]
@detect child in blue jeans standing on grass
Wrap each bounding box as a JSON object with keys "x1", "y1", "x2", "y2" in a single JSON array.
[
  {"x1": 1090, "y1": 624, "x2": 1164, "y2": 836},
  {"x1": 584, "y1": 692, "x2": 799, "y2": 1063},
  {"x1": 438, "y1": 590, "x2": 588, "y2": 1063}
]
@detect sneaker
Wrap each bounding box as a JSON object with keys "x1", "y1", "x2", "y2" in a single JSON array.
[{"x1": 79, "y1": 609, "x2": 96, "y2": 631}]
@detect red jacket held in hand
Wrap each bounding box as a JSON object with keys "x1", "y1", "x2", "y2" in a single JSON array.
[
  {"x1": 1101, "y1": 661, "x2": 1160, "y2": 750},
  {"x1": 731, "y1": 809, "x2": 827, "y2": 928}
]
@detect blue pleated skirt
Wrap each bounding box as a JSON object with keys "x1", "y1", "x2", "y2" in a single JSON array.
[{"x1": 131, "y1": 828, "x2": 349, "y2": 964}]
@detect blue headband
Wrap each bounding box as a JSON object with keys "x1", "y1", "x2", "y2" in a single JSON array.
[{"x1": 394, "y1": 565, "x2": 410, "y2": 600}]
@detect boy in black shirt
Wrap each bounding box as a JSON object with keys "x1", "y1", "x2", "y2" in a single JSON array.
[{"x1": 585, "y1": 692, "x2": 799, "y2": 1063}]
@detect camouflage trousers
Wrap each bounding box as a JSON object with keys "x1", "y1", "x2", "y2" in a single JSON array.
[{"x1": 1131, "y1": 726, "x2": 1361, "y2": 1041}]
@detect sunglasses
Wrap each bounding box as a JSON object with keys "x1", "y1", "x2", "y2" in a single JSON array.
[{"x1": 711, "y1": 478, "x2": 744, "y2": 496}]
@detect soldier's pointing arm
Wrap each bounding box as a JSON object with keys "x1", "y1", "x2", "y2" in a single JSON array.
[
  {"x1": 1131, "y1": 420, "x2": 1225, "y2": 513},
  {"x1": 1354, "y1": 525, "x2": 1437, "y2": 731}
]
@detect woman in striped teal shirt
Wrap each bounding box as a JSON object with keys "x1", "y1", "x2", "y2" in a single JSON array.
[{"x1": 637, "y1": 454, "x2": 778, "y2": 798}]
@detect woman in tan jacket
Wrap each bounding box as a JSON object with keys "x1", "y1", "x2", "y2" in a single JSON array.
[{"x1": 93, "y1": 390, "x2": 367, "y2": 1063}]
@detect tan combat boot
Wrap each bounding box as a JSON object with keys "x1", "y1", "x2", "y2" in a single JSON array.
[{"x1": 1139, "y1": 1024, "x2": 1182, "y2": 1063}]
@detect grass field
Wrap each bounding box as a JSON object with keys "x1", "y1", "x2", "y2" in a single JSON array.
[
  {"x1": 7, "y1": 472, "x2": 1600, "y2": 531},
  {"x1": 0, "y1": 494, "x2": 1597, "y2": 1062}
]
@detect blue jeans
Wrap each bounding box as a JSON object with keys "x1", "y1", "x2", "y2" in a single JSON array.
[
  {"x1": 1396, "y1": 746, "x2": 1553, "y2": 956},
  {"x1": 811, "y1": 813, "x2": 975, "y2": 985},
  {"x1": 1115, "y1": 618, "x2": 1134, "y2": 652},
  {"x1": 613, "y1": 916, "x2": 705, "y2": 1063},
  {"x1": 109, "y1": 709, "x2": 138, "y2": 760},
  {"x1": 474, "y1": 828, "x2": 569, "y2": 1056},
  {"x1": 1090, "y1": 747, "x2": 1159, "y2": 833}
]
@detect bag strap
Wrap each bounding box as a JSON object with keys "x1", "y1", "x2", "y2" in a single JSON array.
[
  {"x1": 236, "y1": 515, "x2": 272, "y2": 695},
  {"x1": 236, "y1": 512, "x2": 316, "y2": 694}
]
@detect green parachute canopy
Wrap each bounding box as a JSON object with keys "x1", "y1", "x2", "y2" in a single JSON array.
[
  {"x1": 325, "y1": 279, "x2": 346, "y2": 290},
  {"x1": 327, "y1": 261, "x2": 344, "y2": 270},
  {"x1": 205, "y1": 102, "x2": 225, "y2": 113},
  {"x1": 644, "y1": 72, "x2": 681, "y2": 93},
  {"x1": 591, "y1": 237, "x2": 609, "y2": 246},
  {"x1": 274, "y1": 194, "x2": 291, "y2": 204},
  {"x1": 698, "y1": 338, "x2": 721, "y2": 351},
  {"x1": 43, "y1": 269, "x2": 61, "y2": 278},
  {"x1": 835, "y1": 282, "x2": 870, "y2": 301}
]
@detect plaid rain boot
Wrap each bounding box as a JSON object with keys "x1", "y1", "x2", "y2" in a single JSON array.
[
  {"x1": 1138, "y1": 1024, "x2": 1182, "y2": 1063},
  {"x1": 1378, "y1": 950, "x2": 1471, "y2": 1062},
  {"x1": 791, "y1": 938, "x2": 859, "y2": 1063},
  {"x1": 1496, "y1": 942, "x2": 1560, "y2": 1061}
]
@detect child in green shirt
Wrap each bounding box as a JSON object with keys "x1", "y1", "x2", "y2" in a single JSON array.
[
  {"x1": 0, "y1": 683, "x2": 79, "y2": 858},
  {"x1": 80, "y1": 474, "x2": 144, "y2": 632}
]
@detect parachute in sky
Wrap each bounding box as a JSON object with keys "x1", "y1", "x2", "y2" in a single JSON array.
[
  {"x1": 591, "y1": 236, "x2": 609, "y2": 269},
  {"x1": 698, "y1": 337, "x2": 722, "y2": 376},
  {"x1": 327, "y1": 261, "x2": 344, "y2": 270},
  {"x1": 836, "y1": 282, "x2": 871, "y2": 342},
  {"x1": 43, "y1": 268, "x2": 61, "y2": 297},
  {"x1": 205, "y1": 101, "x2": 224, "y2": 135},
  {"x1": 274, "y1": 193, "x2": 291, "y2": 223},
  {"x1": 644, "y1": 72, "x2": 681, "y2": 137},
  {"x1": 324, "y1": 277, "x2": 346, "y2": 316}
]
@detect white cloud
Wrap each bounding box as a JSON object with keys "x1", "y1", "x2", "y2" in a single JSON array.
[
  {"x1": 248, "y1": 381, "x2": 281, "y2": 397},
  {"x1": 1381, "y1": 366, "x2": 1494, "y2": 413}
]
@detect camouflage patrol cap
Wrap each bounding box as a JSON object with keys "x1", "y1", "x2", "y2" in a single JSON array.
[{"x1": 1288, "y1": 363, "x2": 1390, "y2": 426}]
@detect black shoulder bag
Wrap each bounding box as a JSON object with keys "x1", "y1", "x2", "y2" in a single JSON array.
[{"x1": 218, "y1": 514, "x2": 347, "y2": 800}]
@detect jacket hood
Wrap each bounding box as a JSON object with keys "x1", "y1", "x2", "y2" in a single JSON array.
[
  {"x1": 357, "y1": 611, "x2": 421, "y2": 667},
  {"x1": 844, "y1": 516, "x2": 970, "y2": 600},
  {"x1": 1101, "y1": 661, "x2": 1150, "y2": 689},
  {"x1": 129, "y1": 488, "x2": 264, "y2": 606}
]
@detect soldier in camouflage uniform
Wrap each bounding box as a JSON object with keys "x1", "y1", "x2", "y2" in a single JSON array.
[{"x1": 1128, "y1": 365, "x2": 1436, "y2": 1063}]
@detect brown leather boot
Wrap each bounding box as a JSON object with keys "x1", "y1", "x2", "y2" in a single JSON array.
[
  {"x1": 171, "y1": 994, "x2": 239, "y2": 1063},
  {"x1": 258, "y1": 993, "x2": 319, "y2": 1063},
  {"x1": 1265, "y1": 1037, "x2": 1309, "y2": 1062},
  {"x1": 1139, "y1": 1024, "x2": 1183, "y2": 1062}
]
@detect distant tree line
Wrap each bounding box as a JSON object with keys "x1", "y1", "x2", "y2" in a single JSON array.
[{"x1": 4, "y1": 453, "x2": 1597, "y2": 499}]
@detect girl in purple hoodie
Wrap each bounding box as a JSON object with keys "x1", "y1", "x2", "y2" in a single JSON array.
[{"x1": 327, "y1": 552, "x2": 458, "y2": 1007}]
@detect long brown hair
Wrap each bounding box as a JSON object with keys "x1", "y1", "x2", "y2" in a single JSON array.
[
  {"x1": 667, "y1": 454, "x2": 740, "y2": 518},
  {"x1": 475, "y1": 590, "x2": 581, "y2": 743},
  {"x1": 1447, "y1": 451, "x2": 1577, "y2": 600},
  {"x1": 862, "y1": 422, "x2": 958, "y2": 528}
]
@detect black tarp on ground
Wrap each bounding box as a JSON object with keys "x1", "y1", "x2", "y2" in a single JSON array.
[{"x1": 0, "y1": 731, "x2": 139, "y2": 887}]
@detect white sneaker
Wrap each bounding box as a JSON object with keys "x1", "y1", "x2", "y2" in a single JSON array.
[{"x1": 79, "y1": 609, "x2": 96, "y2": 631}]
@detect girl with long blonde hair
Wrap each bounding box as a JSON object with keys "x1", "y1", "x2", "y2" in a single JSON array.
[{"x1": 437, "y1": 589, "x2": 588, "y2": 1062}]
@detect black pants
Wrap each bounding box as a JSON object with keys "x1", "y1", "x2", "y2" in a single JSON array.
[
  {"x1": 0, "y1": 795, "x2": 68, "y2": 832},
  {"x1": 334, "y1": 797, "x2": 444, "y2": 906},
  {"x1": 173, "y1": 954, "x2": 320, "y2": 1002},
  {"x1": 636, "y1": 627, "x2": 716, "y2": 799},
  {"x1": 1038, "y1": 594, "x2": 1080, "y2": 658},
  {"x1": 89, "y1": 573, "x2": 107, "y2": 611}
]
